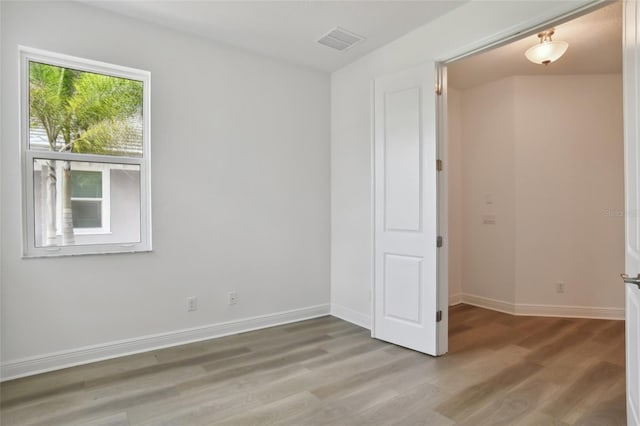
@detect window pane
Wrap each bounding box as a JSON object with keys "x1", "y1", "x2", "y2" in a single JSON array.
[
  {"x1": 71, "y1": 171, "x2": 102, "y2": 198},
  {"x1": 29, "y1": 61, "x2": 143, "y2": 157},
  {"x1": 72, "y1": 200, "x2": 102, "y2": 228},
  {"x1": 33, "y1": 159, "x2": 141, "y2": 247}
]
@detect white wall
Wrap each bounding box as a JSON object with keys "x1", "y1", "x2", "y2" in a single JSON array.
[
  {"x1": 330, "y1": 0, "x2": 593, "y2": 326},
  {"x1": 1, "y1": 1, "x2": 330, "y2": 378},
  {"x1": 447, "y1": 74, "x2": 624, "y2": 316}
]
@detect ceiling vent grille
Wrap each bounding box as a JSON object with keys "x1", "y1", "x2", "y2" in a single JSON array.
[{"x1": 317, "y1": 27, "x2": 365, "y2": 52}]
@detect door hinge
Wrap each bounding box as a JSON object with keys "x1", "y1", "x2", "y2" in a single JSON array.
[
  {"x1": 436, "y1": 159, "x2": 443, "y2": 172},
  {"x1": 437, "y1": 236, "x2": 443, "y2": 248},
  {"x1": 435, "y1": 84, "x2": 442, "y2": 96},
  {"x1": 436, "y1": 310, "x2": 443, "y2": 322}
]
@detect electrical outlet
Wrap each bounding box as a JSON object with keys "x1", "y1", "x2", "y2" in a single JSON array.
[
  {"x1": 228, "y1": 291, "x2": 238, "y2": 305},
  {"x1": 187, "y1": 296, "x2": 198, "y2": 312},
  {"x1": 555, "y1": 282, "x2": 565, "y2": 294}
]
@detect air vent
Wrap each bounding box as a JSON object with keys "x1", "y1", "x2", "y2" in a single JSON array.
[{"x1": 317, "y1": 27, "x2": 365, "y2": 52}]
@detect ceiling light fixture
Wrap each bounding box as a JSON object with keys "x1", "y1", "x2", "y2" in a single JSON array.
[{"x1": 524, "y1": 29, "x2": 569, "y2": 65}]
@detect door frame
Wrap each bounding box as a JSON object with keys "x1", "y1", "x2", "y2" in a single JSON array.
[
  {"x1": 432, "y1": 0, "x2": 613, "y2": 355},
  {"x1": 370, "y1": 0, "x2": 630, "y2": 355}
]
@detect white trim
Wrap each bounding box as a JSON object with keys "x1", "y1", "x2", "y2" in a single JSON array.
[
  {"x1": 515, "y1": 302, "x2": 624, "y2": 320},
  {"x1": 457, "y1": 293, "x2": 624, "y2": 320},
  {"x1": 369, "y1": 78, "x2": 376, "y2": 339},
  {"x1": 331, "y1": 303, "x2": 371, "y2": 330},
  {"x1": 27, "y1": 151, "x2": 142, "y2": 165},
  {"x1": 460, "y1": 294, "x2": 516, "y2": 315},
  {"x1": 436, "y1": 62, "x2": 448, "y2": 356},
  {"x1": 0, "y1": 304, "x2": 330, "y2": 381},
  {"x1": 623, "y1": 1, "x2": 640, "y2": 424},
  {"x1": 19, "y1": 46, "x2": 149, "y2": 82}
]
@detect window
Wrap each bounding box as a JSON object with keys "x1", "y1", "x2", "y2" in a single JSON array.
[
  {"x1": 21, "y1": 47, "x2": 151, "y2": 257},
  {"x1": 54, "y1": 165, "x2": 111, "y2": 234},
  {"x1": 70, "y1": 170, "x2": 104, "y2": 229}
]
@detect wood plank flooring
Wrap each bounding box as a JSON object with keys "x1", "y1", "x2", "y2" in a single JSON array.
[{"x1": 0, "y1": 304, "x2": 626, "y2": 425}]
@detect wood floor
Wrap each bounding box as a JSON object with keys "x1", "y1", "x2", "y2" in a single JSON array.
[{"x1": 0, "y1": 304, "x2": 626, "y2": 425}]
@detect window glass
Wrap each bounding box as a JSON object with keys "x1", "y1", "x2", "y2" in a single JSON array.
[
  {"x1": 31, "y1": 158, "x2": 141, "y2": 248},
  {"x1": 29, "y1": 62, "x2": 143, "y2": 157},
  {"x1": 71, "y1": 171, "x2": 102, "y2": 198},
  {"x1": 72, "y1": 200, "x2": 102, "y2": 228}
]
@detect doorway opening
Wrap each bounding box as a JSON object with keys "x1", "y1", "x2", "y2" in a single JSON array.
[
  {"x1": 444, "y1": 0, "x2": 624, "y2": 320},
  {"x1": 440, "y1": 1, "x2": 626, "y2": 421}
]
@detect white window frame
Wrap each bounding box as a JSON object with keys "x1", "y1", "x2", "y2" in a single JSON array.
[
  {"x1": 55, "y1": 164, "x2": 111, "y2": 236},
  {"x1": 20, "y1": 46, "x2": 152, "y2": 257}
]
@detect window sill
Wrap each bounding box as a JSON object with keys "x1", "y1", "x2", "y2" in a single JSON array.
[
  {"x1": 23, "y1": 243, "x2": 151, "y2": 258},
  {"x1": 61, "y1": 230, "x2": 113, "y2": 236}
]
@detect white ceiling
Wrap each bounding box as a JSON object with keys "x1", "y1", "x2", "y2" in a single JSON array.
[
  {"x1": 83, "y1": 1, "x2": 466, "y2": 73},
  {"x1": 448, "y1": 1, "x2": 622, "y2": 90}
]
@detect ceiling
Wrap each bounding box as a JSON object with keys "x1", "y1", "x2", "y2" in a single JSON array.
[
  {"x1": 448, "y1": 1, "x2": 622, "y2": 90},
  {"x1": 83, "y1": 1, "x2": 466, "y2": 73}
]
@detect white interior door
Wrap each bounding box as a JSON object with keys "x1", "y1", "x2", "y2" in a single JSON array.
[
  {"x1": 624, "y1": 1, "x2": 640, "y2": 425},
  {"x1": 373, "y1": 63, "x2": 440, "y2": 355}
]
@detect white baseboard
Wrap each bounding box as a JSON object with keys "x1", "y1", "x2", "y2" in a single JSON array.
[
  {"x1": 1, "y1": 304, "x2": 330, "y2": 382},
  {"x1": 331, "y1": 303, "x2": 371, "y2": 329},
  {"x1": 514, "y1": 303, "x2": 624, "y2": 320},
  {"x1": 448, "y1": 293, "x2": 463, "y2": 306},
  {"x1": 458, "y1": 293, "x2": 624, "y2": 320},
  {"x1": 460, "y1": 294, "x2": 516, "y2": 315}
]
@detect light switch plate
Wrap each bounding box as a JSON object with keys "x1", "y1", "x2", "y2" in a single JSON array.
[{"x1": 484, "y1": 194, "x2": 494, "y2": 205}]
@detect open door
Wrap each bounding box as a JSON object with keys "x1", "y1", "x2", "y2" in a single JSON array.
[
  {"x1": 372, "y1": 63, "x2": 442, "y2": 355},
  {"x1": 623, "y1": 1, "x2": 640, "y2": 425}
]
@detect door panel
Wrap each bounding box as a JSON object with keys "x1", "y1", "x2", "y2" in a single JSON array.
[
  {"x1": 384, "y1": 254, "x2": 423, "y2": 324},
  {"x1": 373, "y1": 63, "x2": 439, "y2": 355},
  {"x1": 624, "y1": 1, "x2": 640, "y2": 425},
  {"x1": 384, "y1": 87, "x2": 422, "y2": 231}
]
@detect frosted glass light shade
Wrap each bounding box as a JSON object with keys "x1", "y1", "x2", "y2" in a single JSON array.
[{"x1": 525, "y1": 40, "x2": 569, "y2": 65}]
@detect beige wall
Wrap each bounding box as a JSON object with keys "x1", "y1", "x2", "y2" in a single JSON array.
[
  {"x1": 514, "y1": 74, "x2": 624, "y2": 309},
  {"x1": 448, "y1": 74, "x2": 624, "y2": 312},
  {"x1": 447, "y1": 88, "x2": 463, "y2": 300},
  {"x1": 459, "y1": 78, "x2": 518, "y2": 304}
]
